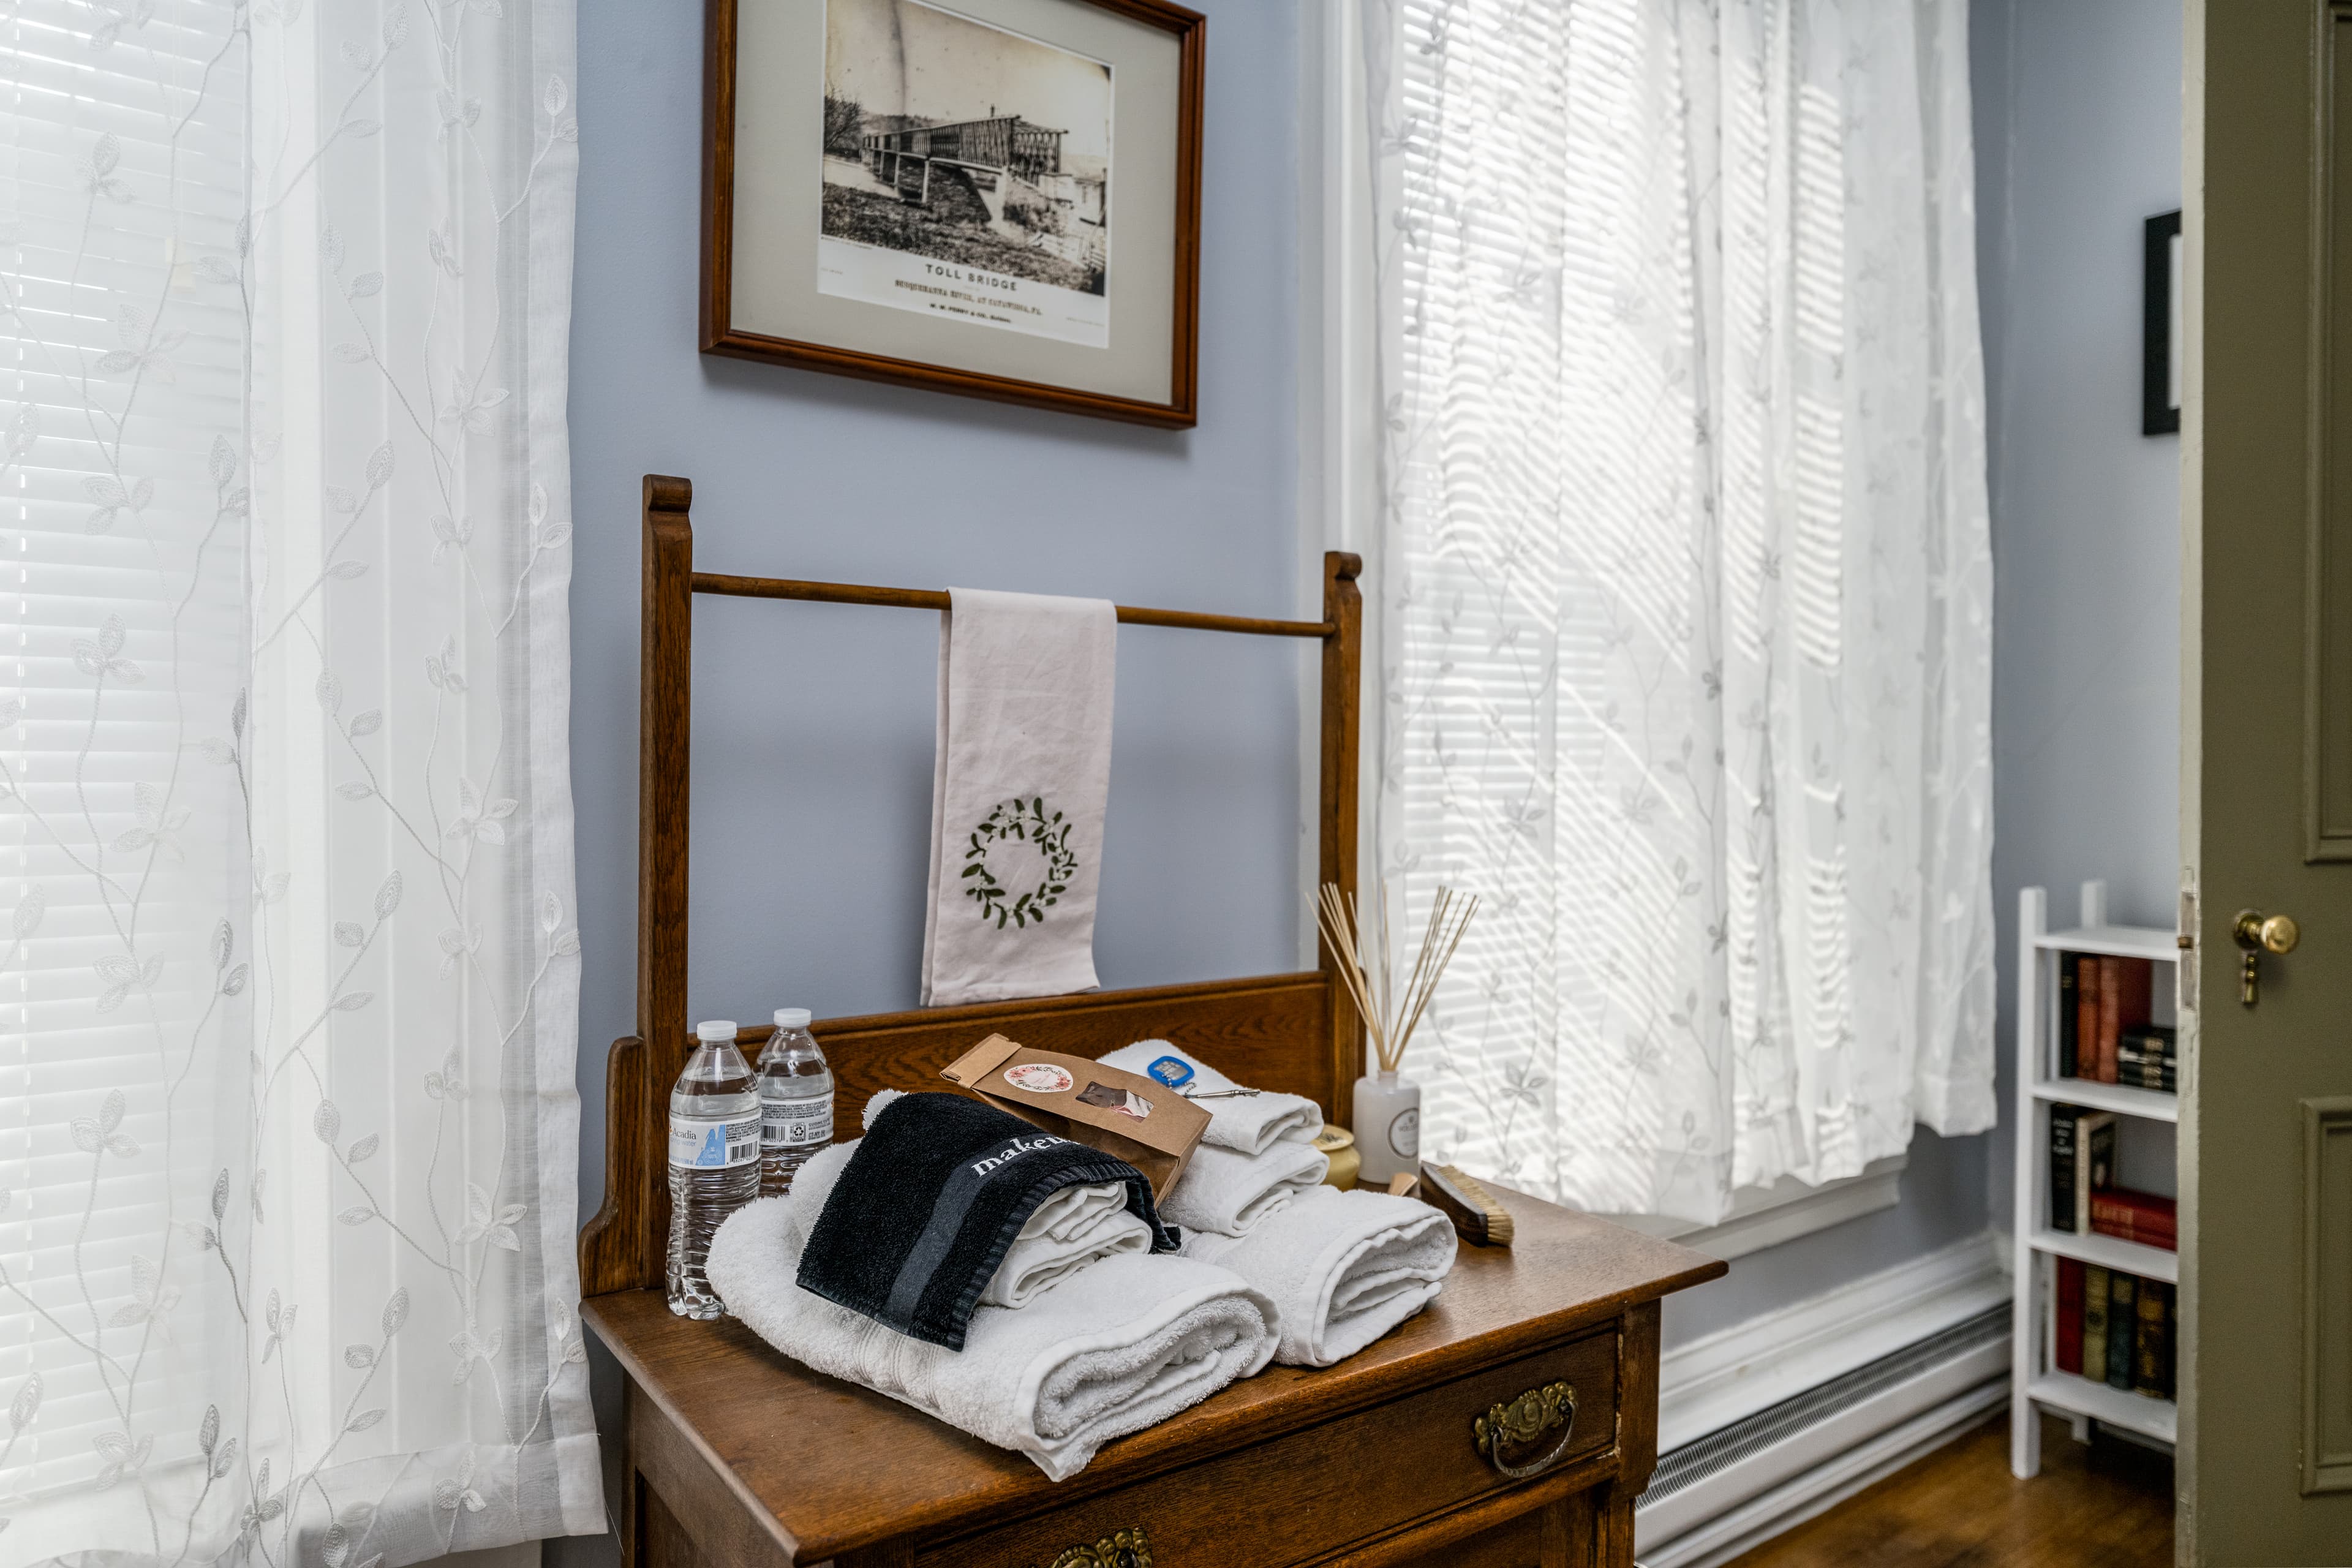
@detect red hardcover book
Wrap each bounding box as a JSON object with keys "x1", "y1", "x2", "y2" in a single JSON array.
[
  {"x1": 2055, "y1": 1257, "x2": 2086, "y2": 1374},
  {"x1": 2090, "y1": 1187, "x2": 2179, "y2": 1251},
  {"x1": 2095, "y1": 957, "x2": 2154, "y2": 1084},
  {"x1": 2079, "y1": 958, "x2": 2108, "y2": 1083}
]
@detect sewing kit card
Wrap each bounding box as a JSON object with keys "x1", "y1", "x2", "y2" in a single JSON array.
[{"x1": 939, "y1": 1035, "x2": 1210, "y2": 1200}]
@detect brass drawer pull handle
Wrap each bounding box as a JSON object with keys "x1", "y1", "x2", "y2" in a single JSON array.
[
  {"x1": 1036, "y1": 1524, "x2": 1151, "y2": 1568},
  {"x1": 1473, "y1": 1379, "x2": 1578, "y2": 1480}
]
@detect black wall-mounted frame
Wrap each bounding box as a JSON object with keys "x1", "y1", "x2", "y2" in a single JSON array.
[{"x1": 2144, "y1": 209, "x2": 2183, "y2": 435}]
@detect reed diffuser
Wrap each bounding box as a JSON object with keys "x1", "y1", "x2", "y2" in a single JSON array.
[{"x1": 1317, "y1": 880, "x2": 1478, "y2": 1185}]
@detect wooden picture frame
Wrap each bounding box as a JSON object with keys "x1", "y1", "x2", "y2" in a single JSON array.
[{"x1": 703, "y1": 0, "x2": 1205, "y2": 428}]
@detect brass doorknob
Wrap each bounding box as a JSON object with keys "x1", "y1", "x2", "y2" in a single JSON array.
[{"x1": 2234, "y1": 910, "x2": 2301, "y2": 954}]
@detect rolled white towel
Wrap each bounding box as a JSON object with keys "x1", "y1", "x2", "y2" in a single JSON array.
[
  {"x1": 1156, "y1": 1139, "x2": 1328, "y2": 1238},
  {"x1": 786, "y1": 1134, "x2": 1156, "y2": 1310},
  {"x1": 1098, "y1": 1041, "x2": 1322, "y2": 1156},
  {"x1": 710, "y1": 1188, "x2": 1276, "y2": 1480},
  {"x1": 1180, "y1": 1185, "x2": 1455, "y2": 1366}
]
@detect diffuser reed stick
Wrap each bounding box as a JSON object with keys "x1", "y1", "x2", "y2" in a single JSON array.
[{"x1": 1317, "y1": 880, "x2": 1479, "y2": 1074}]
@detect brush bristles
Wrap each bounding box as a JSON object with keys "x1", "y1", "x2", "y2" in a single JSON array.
[{"x1": 1316, "y1": 879, "x2": 1479, "y2": 1075}]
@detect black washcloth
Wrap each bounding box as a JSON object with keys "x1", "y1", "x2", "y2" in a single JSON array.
[{"x1": 795, "y1": 1091, "x2": 1177, "y2": 1350}]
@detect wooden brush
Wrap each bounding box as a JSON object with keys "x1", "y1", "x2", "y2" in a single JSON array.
[{"x1": 1419, "y1": 1163, "x2": 1514, "y2": 1248}]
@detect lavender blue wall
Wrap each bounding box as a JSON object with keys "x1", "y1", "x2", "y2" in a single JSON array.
[
  {"x1": 1972, "y1": 0, "x2": 2185, "y2": 1240},
  {"x1": 565, "y1": 0, "x2": 1306, "y2": 1234}
]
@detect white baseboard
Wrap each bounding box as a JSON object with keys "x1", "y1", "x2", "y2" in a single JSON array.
[
  {"x1": 1634, "y1": 1229, "x2": 2012, "y2": 1566},
  {"x1": 1637, "y1": 1382, "x2": 2007, "y2": 1568},
  {"x1": 1657, "y1": 1229, "x2": 2010, "y2": 1452}
]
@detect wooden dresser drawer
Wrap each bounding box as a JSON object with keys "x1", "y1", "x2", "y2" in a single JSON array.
[{"x1": 916, "y1": 1321, "x2": 1623, "y2": 1568}]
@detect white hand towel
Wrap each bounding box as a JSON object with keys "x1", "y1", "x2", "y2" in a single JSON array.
[
  {"x1": 1156, "y1": 1139, "x2": 1329, "y2": 1238},
  {"x1": 1180, "y1": 1185, "x2": 1456, "y2": 1366},
  {"x1": 921, "y1": 589, "x2": 1117, "y2": 1008},
  {"x1": 1098, "y1": 1041, "x2": 1324, "y2": 1156},
  {"x1": 984, "y1": 1182, "x2": 1156, "y2": 1308},
  {"x1": 710, "y1": 1189, "x2": 1275, "y2": 1482}
]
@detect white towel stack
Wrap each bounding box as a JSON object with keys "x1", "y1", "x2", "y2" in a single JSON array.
[
  {"x1": 708, "y1": 1093, "x2": 1278, "y2": 1479},
  {"x1": 1101, "y1": 1046, "x2": 1455, "y2": 1366},
  {"x1": 708, "y1": 1175, "x2": 1275, "y2": 1480}
]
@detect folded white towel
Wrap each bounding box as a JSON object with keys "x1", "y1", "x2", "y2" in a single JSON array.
[
  {"x1": 920, "y1": 588, "x2": 1117, "y2": 1008},
  {"x1": 1098, "y1": 1041, "x2": 1323, "y2": 1157},
  {"x1": 1156, "y1": 1139, "x2": 1328, "y2": 1238},
  {"x1": 1180, "y1": 1185, "x2": 1455, "y2": 1366},
  {"x1": 710, "y1": 1185, "x2": 1276, "y2": 1480},
  {"x1": 984, "y1": 1182, "x2": 1156, "y2": 1308}
]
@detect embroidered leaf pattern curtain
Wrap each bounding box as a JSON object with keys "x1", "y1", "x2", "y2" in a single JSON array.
[
  {"x1": 0, "y1": 0, "x2": 600, "y2": 1558},
  {"x1": 1361, "y1": 0, "x2": 1995, "y2": 1223}
]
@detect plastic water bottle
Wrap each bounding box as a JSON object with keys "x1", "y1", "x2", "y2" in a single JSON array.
[
  {"x1": 756, "y1": 1008, "x2": 834, "y2": 1196},
  {"x1": 667, "y1": 1019, "x2": 760, "y2": 1319}
]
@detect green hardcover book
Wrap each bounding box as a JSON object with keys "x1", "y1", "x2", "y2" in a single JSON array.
[
  {"x1": 2108, "y1": 1272, "x2": 2138, "y2": 1390},
  {"x1": 2135, "y1": 1280, "x2": 2174, "y2": 1400},
  {"x1": 2082, "y1": 1264, "x2": 2111, "y2": 1382}
]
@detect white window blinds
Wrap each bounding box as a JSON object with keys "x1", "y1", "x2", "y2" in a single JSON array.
[
  {"x1": 4, "y1": 0, "x2": 251, "y2": 1517},
  {"x1": 2, "y1": 0, "x2": 602, "y2": 1556}
]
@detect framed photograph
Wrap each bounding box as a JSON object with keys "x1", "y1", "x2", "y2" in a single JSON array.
[
  {"x1": 703, "y1": 0, "x2": 1205, "y2": 428},
  {"x1": 2144, "y1": 209, "x2": 2182, "y2": 435}
]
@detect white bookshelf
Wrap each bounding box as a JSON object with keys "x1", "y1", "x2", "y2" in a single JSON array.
[{"x1": 2010, "y1": 881, "x2": 2182, "y2": 1479}]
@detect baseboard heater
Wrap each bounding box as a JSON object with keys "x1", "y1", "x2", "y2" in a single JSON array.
[{"x1": 1635, "y1": 1305, "x2": 2011, "y2": 1568}]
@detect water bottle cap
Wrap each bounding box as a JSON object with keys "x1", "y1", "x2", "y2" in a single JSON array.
[
  {"x1": 695, "y1": 1019, "x2": 737, "y2": 1042},
  {"x1": 773, "y1": 1008, "x2": 813, "y2": 1030}
]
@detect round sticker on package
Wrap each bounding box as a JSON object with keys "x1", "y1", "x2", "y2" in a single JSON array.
[{"x1": 1004, "y1": 1062, "x2": 1075, "y2": 1095}]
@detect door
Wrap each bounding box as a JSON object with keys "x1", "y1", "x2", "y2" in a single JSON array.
[{"x1": 2185, "y1": 2, "x2": 2352, "y2": 1561}]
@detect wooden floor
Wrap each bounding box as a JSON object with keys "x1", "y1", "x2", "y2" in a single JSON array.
[{"x1": 1724, "y1": 1414, "x2": 2174, "y2": 1568}]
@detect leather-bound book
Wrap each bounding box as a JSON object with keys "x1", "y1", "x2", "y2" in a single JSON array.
[
  {"x1": 2107, "y1": 1271, "x2": 2138, "y2": 1390},
  {"x1": 2134, "y1": 1280, "x2": 2174, "y2": 1400},
  {"x1": 2097, "y1": 957, "x2": 2154, "y2": 1084},
  {"x1": 2080, "y1": 957, "x2": 2109, "y2": 1082},
  {"x1": 2059, "y1": 952, "x2": 2081, "y2": 1077},
  {"x1": 2055, "y1": 1257, "x2": 2086, "y2": 1376},
  {"x1": 2049, "y1": 1105, "x2": 2079, "y2": 1232},
  {"x1": 2082, "y1": 1264, "x2": 2111, "y2": 1382}
]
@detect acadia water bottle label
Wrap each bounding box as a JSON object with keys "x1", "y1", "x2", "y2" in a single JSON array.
[
  {"x1": 669, "y1": 1113, "x2": 760, "y2": 1169},
  {"x1": 762, "y1": 1102, "x2": 833, "y2": 1148}
]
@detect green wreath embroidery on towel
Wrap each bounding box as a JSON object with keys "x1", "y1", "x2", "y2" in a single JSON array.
[{"x1": 962, "y1": 797, "x2": 1078, "y2": 930}]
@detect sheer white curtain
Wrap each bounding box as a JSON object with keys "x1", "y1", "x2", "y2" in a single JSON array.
[
  {"x1": 1361, "y1": 0, "x2": 1994, "y2": 1223},
  {"x1": 0, "y1": 0, "x2": 598, "y2": 1559}
]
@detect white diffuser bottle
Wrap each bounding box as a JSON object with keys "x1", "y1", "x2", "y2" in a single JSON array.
[
  {"x1": 1352, "y1": 1069, "x2": 1422, "y2": 1186},
  {"x1": 1318, "y1": 880, "x2": 1477, "y2": 1192}
]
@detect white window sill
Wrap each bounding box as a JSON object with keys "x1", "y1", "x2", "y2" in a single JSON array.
[{"x1": 1608, "y1": 1155, "x2": 1907, "y2": 1262}]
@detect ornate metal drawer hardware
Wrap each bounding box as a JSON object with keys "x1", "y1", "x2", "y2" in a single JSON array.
[
  {"x1": 1034, "y1": 1524, "x2": 1151, "y2": 1568},
  {"x1": 1473, "y1": 1379, "x2": 1578, "y2": 1480}
]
